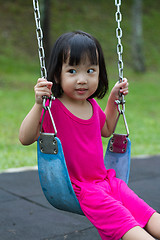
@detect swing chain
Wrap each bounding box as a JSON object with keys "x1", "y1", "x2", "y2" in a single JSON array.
[
  {"x1": 33, "y1": 0, "x2": 54, "y2": 110},
  {"x1": 115, "y1": 0, "x2": 123, "y2": 82},
  {"x1": 115, "y1": 0, "x2": 125, "y2": 107},
  {"x1": 114, "y1": 0, "x2": 129, "y2": 136},
  {"x1": 33, "y1": 0, "x2": 47, "y2": 79},
  {"x1": 115, "y1": 0, "x2": 125, "y2": 111}
]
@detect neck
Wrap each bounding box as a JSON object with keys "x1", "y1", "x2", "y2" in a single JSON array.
[{"x1": 58, "y1": 97, "x2": 93, "y2": 120}]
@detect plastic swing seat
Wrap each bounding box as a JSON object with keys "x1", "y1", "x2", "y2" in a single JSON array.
[
  {"x1": 104, "y1": 134, "x2": 131, "y2": 184},
  {"x1": 37, "y1": 103, "x2": 131, "y2": 215},
  {"x1": 37, "y1": 134, "x2": 84, "y2": 215},
  {"x1": 37, "y1": 134, "x2": 131, "y2": 215}
]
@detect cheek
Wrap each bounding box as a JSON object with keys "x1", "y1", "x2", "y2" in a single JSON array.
[
  {"x1": 92, "y1": 76, "x2": 99, "y2": 89},
  {"x1": 61, "y1": 78, "x2": 74, "y2": 93},
  {"x1": 61, "y1": 81, "x2": 67, "y2": 92}
]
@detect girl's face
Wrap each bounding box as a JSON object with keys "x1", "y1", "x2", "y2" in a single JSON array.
[{"x1": 60, "y1": 56, "x2": 99, "y2": 103}]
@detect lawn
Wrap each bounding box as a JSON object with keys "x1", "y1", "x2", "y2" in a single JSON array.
[
  {"x1": 0, "y1": 0, "x2": 160, "y2": 171},
  {"x1": 0, "y1": 58, "x2": 160, "y2": 171}
]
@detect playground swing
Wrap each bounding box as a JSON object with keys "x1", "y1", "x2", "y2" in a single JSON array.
[{"x1": 33, "y1": 0, "x2": 131, "y2": 215}]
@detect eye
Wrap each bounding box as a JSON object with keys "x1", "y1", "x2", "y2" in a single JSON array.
[
  {"x1": 69, "y1": 69, "x2": 76, "y2": 74},
  {"x1": 87, "y1": 69, "x2": 94, "y2": 74}
]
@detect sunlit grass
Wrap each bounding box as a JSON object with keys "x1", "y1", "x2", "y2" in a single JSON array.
[
  {"x1": 0, "y1": 0, "x2": 160, "y2": 170},
  {"x1": 99, "y1": 68, "x2": 160, "y2": 157},
  {"x1": 0, "y1": 61, "x2": 160, "y2": 171}
]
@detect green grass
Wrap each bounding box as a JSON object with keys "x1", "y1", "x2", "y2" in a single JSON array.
[
  {"x1": 100, "y1": 69, "x2": 160, "y2": 156},
  {"x1": 0, "y1": 0, "x2": 160, "y2": 171},
  {"x1": 0, "y1": 62, "x2": 160, "y2": 171},
  {"x1": 0, "y1": 70, "x2": 37, "y2": 170}
]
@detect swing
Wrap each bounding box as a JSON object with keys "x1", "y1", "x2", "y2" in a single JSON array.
[{"x1": 33, "y1": 0, "x2": 131, "y2": 215}]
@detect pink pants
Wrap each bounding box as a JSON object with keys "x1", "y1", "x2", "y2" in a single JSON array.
[{"x1": 73, "y1": 171, "x2": 155, "y2": 240}]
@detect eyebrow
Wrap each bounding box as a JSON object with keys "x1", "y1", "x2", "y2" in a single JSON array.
[{"x1": 63, "y1": 62, "x2": 98, "y2": 67}]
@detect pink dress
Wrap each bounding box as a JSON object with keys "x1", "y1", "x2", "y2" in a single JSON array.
[{"x1": 41, "y1": 98, "x2": 155, "y2": 240}]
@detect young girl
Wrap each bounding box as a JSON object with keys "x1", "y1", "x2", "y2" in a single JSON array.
[{"x1": 19, "y1": 30, "x2": 160, "y2": 240}]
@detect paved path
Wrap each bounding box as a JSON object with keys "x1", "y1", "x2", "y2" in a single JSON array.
[{"x1": 0, "y1": 156, "x2": 160, "y2": 240}]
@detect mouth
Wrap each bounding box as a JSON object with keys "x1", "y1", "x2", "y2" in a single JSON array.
[{"x1": 75, "y1": 88, "x2": 88, "y2": 94}]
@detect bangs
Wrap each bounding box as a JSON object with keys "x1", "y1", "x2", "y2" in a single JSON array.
[{"x1": 63, "y1": 33, "x2": 98, "y2": 66}]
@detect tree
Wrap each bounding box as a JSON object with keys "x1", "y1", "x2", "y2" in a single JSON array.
[
  {"x1": 131, "y1": 0, "x2": 146, "y2": 72},
  {"x1": 40, "y1": 0, "x2": 51, "y2": 66}
]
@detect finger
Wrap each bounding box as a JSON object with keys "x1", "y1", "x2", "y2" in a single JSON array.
[
  {"x1": 37, "y1": 78, "x2": 53, "y2": 87},
  {"x1": 118, "y1": 82, "x2": 129, "y2": 91},
  {"x1": 36, "y1": 90, "x2": 51, "y2": 97},
  {"x1": 120, "y1": 78, "x2": 128, "y2": 85},
  {"x1": 123, "y1": 90, "x2": 129, "y2": 95},
  {"x1": 34, "y1": 85, "x2": 53, "y2": 97},
  {"x1": 120, "y1": 88, "x2": 129, "y2": 95},
  {"x1": 35, "y1": 87, "x2": 52, "y2": 97},
  {"x1": 122, "y1": 77, "x2": 128, "y2": 82},
  {"x1": 35, "y1": 92, "x2": 51, "y2": 104},
  {"x1": 37, "y1": 81, "x2": 52, "y2": 88},
  {"x1": 37, "y1": 78, "x2": 47, "y2": 83},
  {"x1": 120, "y1": 87, "x2": 128, "y2": 93}
]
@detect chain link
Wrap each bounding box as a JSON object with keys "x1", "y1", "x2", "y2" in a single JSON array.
[
  {"x1": 115, "y1": 0, "x2": 123, "y2": 81},
  {"x1": 114, "y1": 1, "x2": 129, "y2": 136},
  {"x1": 114, "y1": 0, "x2": 129, "y2": 130},
  {"x1": 33, "y1": 0, "x2": 47, "y2": 79}
]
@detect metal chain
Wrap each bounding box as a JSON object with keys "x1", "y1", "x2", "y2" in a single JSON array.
[
  {"x1": 33, "y1": 0, "x2": 47, "y2": 79},
  {"x1": 33, "y1": 0, "x2": 55, "y2": 110},
  {"x1": 115, "y1": 0, "x2": 125, "y2": 109},
  {"x1": 115, "y1": 0, "x2": 123, "y2": 82},
  {"x1": 114, "y1": 0, "x2": 129, "y2": 136}
]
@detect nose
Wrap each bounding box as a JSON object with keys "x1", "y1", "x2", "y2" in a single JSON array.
[{"x1": 77, "y1": 73, "x2": 87, "y2": 84}]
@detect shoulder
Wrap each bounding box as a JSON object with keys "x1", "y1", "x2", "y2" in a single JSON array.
[
  {"x1": 51, "y1": 98, "x2": 60, "y2": 106},
  {"x1": 88, "y1": 98, "x2": 106, "y2": 128},
  {"x1": 88, "y1": 98, "x2": 103, "y2": 113},
  {"x1": 88, "y1": 98, "x2": 99, "y2": 108},
  {"x1": 50, "y1": 98, "x2": 62, "y2": 111}
]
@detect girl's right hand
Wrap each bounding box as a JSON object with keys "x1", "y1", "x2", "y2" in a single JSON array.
[{"x1": 34, "y1": 78, "x2": 53, "y2": 105}]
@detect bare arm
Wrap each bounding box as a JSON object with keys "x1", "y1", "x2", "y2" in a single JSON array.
[
  {"x1": 19, "y1": 78, "x2": 53, "y2": 145},
  {"x1": 19, "y1": 103, "x2": 42, "y2": 145},
  {"x1": 101, "y1": 78, "x2": 129, "y2": 138}
]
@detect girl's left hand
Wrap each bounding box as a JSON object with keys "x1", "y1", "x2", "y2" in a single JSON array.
[{"x1": 110, "y1": 78, "x2": 129, "y2": 101}]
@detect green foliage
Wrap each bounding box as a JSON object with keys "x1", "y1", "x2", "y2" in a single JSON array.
[{"x1": 0, "y1": 0, "x2": 160, "y2": 171}]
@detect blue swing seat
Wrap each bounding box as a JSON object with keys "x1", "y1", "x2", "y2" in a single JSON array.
[
  {"x1": 37, "y1": 134, "x2": 83, "y2": 215},
  {"x1": 104, "y1": 134, "x2": 131, "y2": 184},
  {"x1": 37, "y1": 132, "x2": 131, "y2": 215}
]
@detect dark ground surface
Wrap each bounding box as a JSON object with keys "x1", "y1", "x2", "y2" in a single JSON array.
[{"x1": 0, "y1": 155, "x2": 160, "y2": 240}]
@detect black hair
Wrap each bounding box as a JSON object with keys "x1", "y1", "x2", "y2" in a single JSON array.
[{"x1": 47, "y1": 30, "x2": 109, "y2": 99}]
